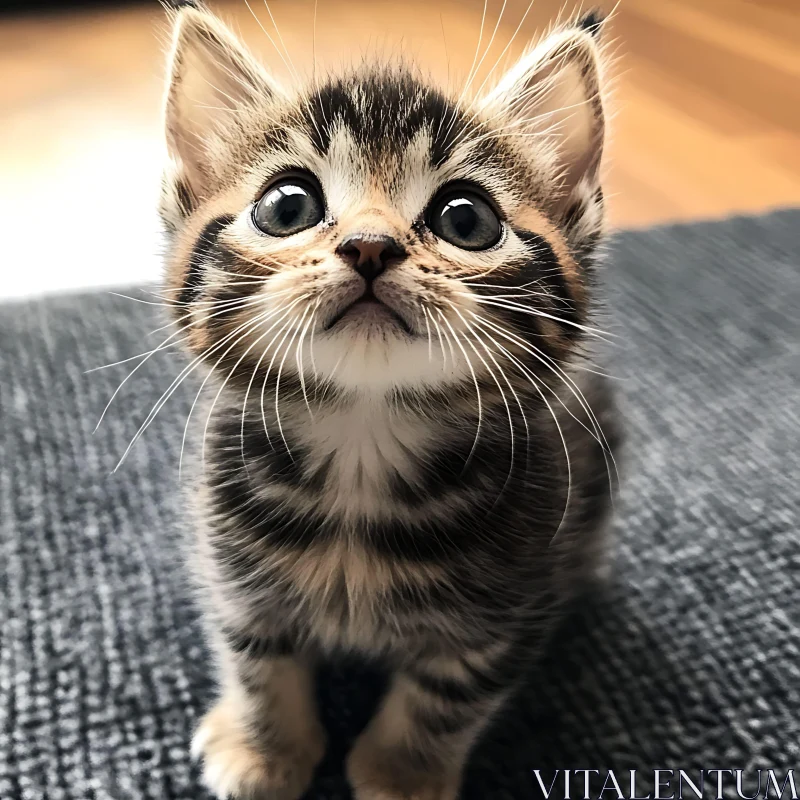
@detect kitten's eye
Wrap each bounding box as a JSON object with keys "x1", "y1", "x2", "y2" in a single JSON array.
[
  {"x1": 253, "y1": 175, "x2": 324, "y2": 236},
  {"x1": 427, "y1": 188, "x2": 502, "y2": 251}
]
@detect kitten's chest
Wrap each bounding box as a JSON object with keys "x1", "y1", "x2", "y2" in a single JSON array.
[
  {"x1": 262, "y1": 403, "x2": 455, "y2": 649},
  {"x1": 294, "y1": 400, "x2": 431, "y2": 517},
  {"x1": 273, "y1": 538, "x2": 448, "y2": 653}
]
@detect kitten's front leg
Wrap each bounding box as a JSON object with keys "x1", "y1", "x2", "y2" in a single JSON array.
[
  {"x1": 193, "y1": 634, "x2": 326, "y2": 800},
  {"x1": 347, "y1": 649, "x2": 514, "y2": 800}
]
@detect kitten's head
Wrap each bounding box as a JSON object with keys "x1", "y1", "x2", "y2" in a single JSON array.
[{"x1": 160, "y1": 4, "x2": 609, "y2": 396}]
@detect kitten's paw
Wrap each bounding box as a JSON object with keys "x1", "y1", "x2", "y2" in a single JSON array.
[
  {"x1": 192, "y1": 701, "x2": 324, "y2": 800},
  {"x1": 347, "y1": 738, "x2": 460, "y2": 800}
]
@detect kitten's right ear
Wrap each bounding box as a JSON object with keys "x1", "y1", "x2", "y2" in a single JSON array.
[{"x1": 163, "y1": 5, "x2": 278, "y2": 200}]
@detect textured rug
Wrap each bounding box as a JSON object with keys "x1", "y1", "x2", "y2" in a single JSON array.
[{"x1": 1, "y1": 210, "x2": 799, "y2": 800}]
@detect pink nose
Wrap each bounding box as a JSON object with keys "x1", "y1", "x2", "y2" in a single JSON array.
[{"x1": 335, "y1": 235, "x2": 407, "y2": 280}]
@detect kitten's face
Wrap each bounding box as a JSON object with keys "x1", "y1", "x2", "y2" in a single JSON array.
[{"x1": 161, "y1": 7, "x2": 607, "y2": 395}]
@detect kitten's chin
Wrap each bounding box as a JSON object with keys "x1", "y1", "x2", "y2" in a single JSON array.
[
  {"x1": 324, "y1": 294, "x2": 413, "y2": 336},
  {"x1": 310, "y1": 331, "x2": 466, "y2": 394}
]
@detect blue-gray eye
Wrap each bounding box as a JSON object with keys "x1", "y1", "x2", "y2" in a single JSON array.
[
  {"x1": 428, "y1": 188, "x2": 502, "y2": 250},
  {"x1": 253, "y1": 176, "x2": 324, "y2": 236}
]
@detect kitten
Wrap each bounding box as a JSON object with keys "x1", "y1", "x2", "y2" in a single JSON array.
[{"x1": 159, "y1": 4, "x2": 618, "y2": 799}]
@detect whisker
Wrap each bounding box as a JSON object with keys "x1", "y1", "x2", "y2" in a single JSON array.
[
  {"x1": 239, "y1": 295, "x2": 309, "y2": 467},
  {"x1": 472, "y1": 312, "x2": 607, "y2": 442},
  {"x1": 448, "y1": 303, "x2": 521, "y2": 504},
  {"x1": 467, "y1": 290, "x2": 576, "y2": 308},
  {"x1": 427, "y1": 307, "x2": 454, "y2": 369},
  {"x1": 259, "y1": 317, "x2": 298, "y2": 454},
  {"x1": 422, "y1": 304, "x2": 433, "y2": 363},
  {"x1": 471, "y1": 313, "x2": 619, "y2": 499},
  {"x1": 110, "y1": 283, "x2": 276, "y2": 310},
  {"x1": 107, "y1": 292, "x2": 177, "y2": 308},
  {"x1": 145, "y1": 291, "x2": 278, "y2": 336},
  {"x1": 462, "y1": 278, "x2": 556, "y2": 290},
  {"x1": 465, "y1": 294, "x2": 615, "y2": 341},
  {"x1": 295, "y1": 302, "x2": 317, "y2": 420},
  {"x1": 94, "y1": 326, "x2": 188, "y2": 432},
  {"x1": 227, "y1": 246, "x2": 325, "y2": 274},
  {"x1": 262, "y1": 0, "x2": 301, "y2": 83},
  {"x1": 275, "y1": 307, "x2": 311, "y2": 461},
  {"x1": 93, "y1": 295, "x2": 272, "y2": 428},
  {"x1": 310, "y1": 0, "x2": 332, "y2": 143},
  {"x1": 112, "y1": 302, "x2": 277, "y2": 471},
  {"x1": 243, "y1": 0, "x2": 299, "y2": 84},
  {"x1": 188, "y1": 310, "x2": 279, "y2": 474},
  {"x1": 437, "y1": 310, "x2": 482, "y2": 467},
  {"x1": 94, "y1": 286, "x2": 288, "y2": 431},
  {"x1": 468, "y1": 315, "x2": 574, "y2": 533},
  {"x1": 198, "y1": 301, "x2": 304, "y2": 471},
  {"x1": 437, "y1": 0, "x2": 487, "y2": 143},
  {"x1": 308, "y1": 299, "x2": 321, "y2": 391},
  {"x1": 178, "y1": 300, "x2": 301, "y2": 474},
  {"x1": 442, "y1": 0, "x2": 507, "y2": 148},
  {"x1": 85, "y1": 338, "x2": 186, "y2": 373},
  {"x1": 154, "y1": 277, "x2": 272, "y2": 297},
  {"x1": 274, "y1": 305, "x2": 311, "y2": 459},
  {"x1": 472, "y1": 0, "x2": 536, "y2": 100}
]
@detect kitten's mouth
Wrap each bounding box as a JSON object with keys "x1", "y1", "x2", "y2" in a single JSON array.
[{"x1": 324, "y1": 288, "x2": 413, "y2": 335}]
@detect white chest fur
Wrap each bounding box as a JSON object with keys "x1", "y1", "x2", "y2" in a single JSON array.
[{"x1": 293, "y1": 397, "x2": 432, "y2": 520}]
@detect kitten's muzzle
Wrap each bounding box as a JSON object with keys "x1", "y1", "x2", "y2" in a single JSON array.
[
  {"x1": 335, "y1": 234, "x2": 407, "y2": 281},
  {"x1": 324, "y1": 234, "x2": 413, "y2": 333}
]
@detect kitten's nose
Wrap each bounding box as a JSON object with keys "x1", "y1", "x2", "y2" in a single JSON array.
[{"x1": 336, "y1": 234, "x2": 406, "y2": 280}]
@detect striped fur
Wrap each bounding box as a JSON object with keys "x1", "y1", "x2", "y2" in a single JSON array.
[{"x1": 159, "y1": 5, "x2": 619, "y2": 799}]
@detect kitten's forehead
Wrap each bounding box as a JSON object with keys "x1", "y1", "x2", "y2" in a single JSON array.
[
  {"x1": 313, "y1": 123, "x2": 433, "y2": 222},
  {"x1": 300, "y1": 68, "x2": 467, "y2": 168}
]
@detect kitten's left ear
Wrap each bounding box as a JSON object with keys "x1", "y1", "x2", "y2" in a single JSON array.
[
  {"x1": 163, "y1": 5, "x2": 280, "y2": 200},
  {"x1": 485, "y1": 12, "x2": 608, "y2": 221}
]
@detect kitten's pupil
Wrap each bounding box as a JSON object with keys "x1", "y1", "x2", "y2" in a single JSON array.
[
  {"x1": 446, "y1": 202, "x2": 477, "y2": 238},
  {"x1": 278, "y1": 192, "x2": 302, "y2": 225},
  {"x1": 270, "y1": 186, "x2": 306, "y2": 226}
]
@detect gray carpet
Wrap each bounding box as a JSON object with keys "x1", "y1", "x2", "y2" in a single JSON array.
[{"x1": 1, "y1": 210, "x2": 799, "y2": 800}]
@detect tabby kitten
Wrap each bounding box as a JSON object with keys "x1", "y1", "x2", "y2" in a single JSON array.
[{"x1": 159, "y1": 4, "x2": 618, "y2": 799}]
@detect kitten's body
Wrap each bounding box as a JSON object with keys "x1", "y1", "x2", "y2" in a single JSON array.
[
  {"x1": 159, "y1": 6, "x2": 618, "y2": 799},
  {"x1": 198, "y1": 368, "x2": 614, "y2": 646}
]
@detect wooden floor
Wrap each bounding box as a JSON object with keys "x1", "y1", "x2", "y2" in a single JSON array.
[{"x1": 0, "y1": 0, "x2": 798, "y2": 293}]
